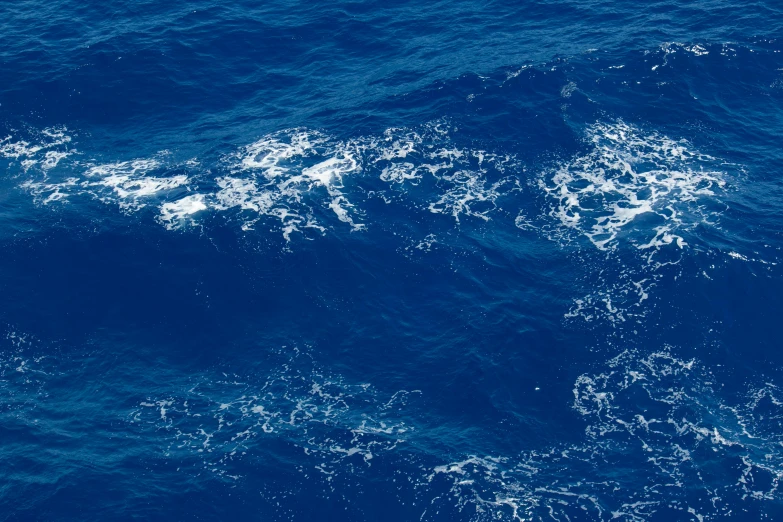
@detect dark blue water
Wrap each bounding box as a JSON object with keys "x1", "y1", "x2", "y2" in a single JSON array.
[{"x1": 3, "y1": 1, "x2": 783, "y2": 520}]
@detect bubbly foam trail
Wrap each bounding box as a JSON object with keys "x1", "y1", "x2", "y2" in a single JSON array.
[
  {"x1": 5, "y1": 327, "x2": 783, "y2": 520},
  {"x1": 125, "y1": 343, "x2": 783, "y2": 521},
  {"x1": 1, "y1": 329, "x2": 420, "y2": 490},
  {"x1": 208, "y1": 122, "x2": 522, "y2": 237},
  {"x1": 82, "y1": 158, "x2": 189, "y2": 210},
  {"x1": 10, "y1": 120, "x2": 748, "y2": 327},
  {"x1": 364, "y1": 124, "x2": 522, "y2": 223},
  {"x1": 539, "y1": 120, "x2": 728, "y2": 252},
  {"x1": 426, "y1": 348, "x2": 783, "y2": 521},
  {"x1": 15, "y1": 120, "x2": 523, "y2": 241},
  {"x1": 216, "y1": 129, "x2": 367, "y2": 236},
  {"x1": 158, "y1": 194, "x2": 207, "y2": 228},
  {"x1": 534, "y1": 120, "x2": 738, "y2": 325},
  {"x1": 0, "y1": 127, "x2": 73, "y2": 171},
  {"x1": 12, "y1": 120, "x2": 730, "y2": 253},
  {"x1": 20, "y1": 151, "x2": 196, "y2": 211},
  {"x1": 129, "y1": 347, "x2": 420, "y2": 481}
]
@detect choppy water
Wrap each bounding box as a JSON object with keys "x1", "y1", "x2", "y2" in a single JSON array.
[{"x1": 3, "y1": 1, "x2": 783, "y2": 520}]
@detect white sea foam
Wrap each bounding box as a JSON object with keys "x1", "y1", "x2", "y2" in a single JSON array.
[
  {"x1": 85, "y1": 159, "x2": 189, "y2": 210},
  {"x1": 158, "y1": 194, "x2": 207, "y2": 229},
  {"x1": 366, "y1": 123, "x2": 522, "y2": 224},
  {"x1": 130, "y1": 347, "x2": 419, "y2": 481},
  {"x1": 301, "y1": 155, "x2": 357, "y2": 185},
  {"x1": 11, "y1": 120, "x2": 758, "y2": 338},
  {"x1": 13, "y1": 114, "x2": 748, "y2": 326},
  {"x1": 238, "y1": 129, "x2": 326, "y2": 174},
  {"x1": 22, "y1": 154, "x2": 192, "y2": 211},
  {"x1": 6, "y1": 326, "x2": 783, "y2": 520},
  {"x1": 427, "y1": 168, "x2": 519, "y2": 222},
  {"x1": 380, "y1": 162, "x2": 420, "y2": 184},
  {"x1": 213, "y1": 177, "x2": 273, "y2": 213},
  {"x1": 0, "y1": 127, "x2": 74, "y2": 171},
  {"x1": 540, "y1": 120, "x2": 726, "y2": 252},
  {"x1": 176, "y1": 122, "x2": 519, "y2": 238},
  {"x1": 215, "y1": 130, "x2": 367, "y2": 236},
  {"x1": 14, "y1": 120, "x2": 526, "y2": 240},
  {"x1": 426, "y1": 348, "x2": 783, "y2": 521},
  {"x1": 537, "y1": 121, "x2": 735, "y2": 325},
  {"x1": 41, "y1": 150, "x2": 70, "y2": 171}
]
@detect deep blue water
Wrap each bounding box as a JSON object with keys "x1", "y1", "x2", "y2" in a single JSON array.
[{"x1": 2, "y1": 1, "x2": 783, "y2": 520}]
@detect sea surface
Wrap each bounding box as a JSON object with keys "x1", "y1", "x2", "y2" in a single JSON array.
[{"x1": 2, "y1": 1, "x2": 783, "y2": 520}]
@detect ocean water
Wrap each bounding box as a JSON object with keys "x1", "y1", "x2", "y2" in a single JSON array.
[{"x1": 2, "y1": 1, "x2": 783, "y2": 520}]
